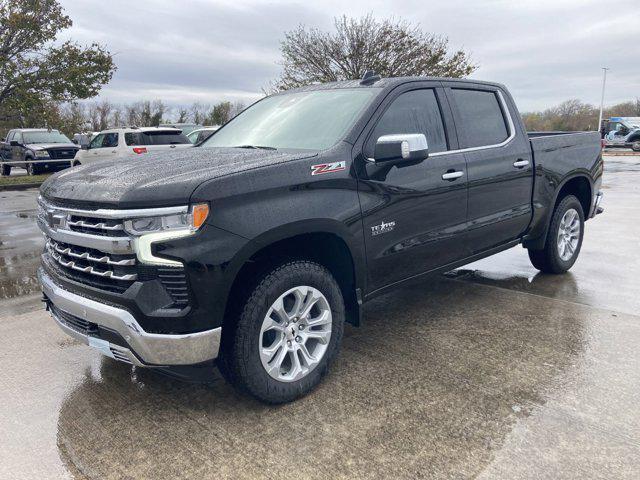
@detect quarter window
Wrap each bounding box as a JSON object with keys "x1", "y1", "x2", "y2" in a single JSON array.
[
  {"x1": 450, "y1": 89, "x2": 510, "y2": 148},
  {"x1": 366, "y1": 89, "x2": 448, "y2": 157}
]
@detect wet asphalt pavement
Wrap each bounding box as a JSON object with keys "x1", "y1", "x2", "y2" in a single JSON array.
[{"x1": 1, "y1": 155, "x2": 639, "y2": 479}]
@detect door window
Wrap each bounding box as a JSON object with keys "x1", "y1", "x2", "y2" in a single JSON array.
[
  {"x1": 365, "y1": 89, "x2": 448, "y2": 157},
  {"x1": 90, "y1": 133, "x2": 118, "y2": 148},
  {"x1": 450, "y1": 89, "x2": 510, "y2": 148},
  {"x1": 14, "y1": 132, "x2": 23, "y2": 144}
]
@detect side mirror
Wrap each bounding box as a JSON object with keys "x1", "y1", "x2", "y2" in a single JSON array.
[
  {"x1": 72, "y1": 139, "x2": 78, "y2": 144},
  {"x1": 81, "y1": 144, "x2": 89, "y2": 150},
  {"x1": 10, "y1": 140, "x2": 20, "y2": 147},
  {"x1": 372, "y1": 134, "x2": 429, "y2": 164}
]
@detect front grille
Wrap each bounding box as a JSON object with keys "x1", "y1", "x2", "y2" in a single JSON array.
[
  {"x1": 50, "y1": 303, "x2": 99, "y2": 336},
  {"x1": 38, "y1": 198, "x2": 191, "y2": 308},
  {"x1": 47, "y1": 148, "x2": 78, "y2": 160}
]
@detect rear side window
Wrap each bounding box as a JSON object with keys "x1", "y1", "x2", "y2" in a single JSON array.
[
  {"x1": 450, "y1": 89, "x2": 509, "y2": 148},
  {"x1": 141, "y1": 131, "x2": 190, "y2": 145},
  {"x1": 366, "y1": 89, "x2": 448, "y2": 156}
]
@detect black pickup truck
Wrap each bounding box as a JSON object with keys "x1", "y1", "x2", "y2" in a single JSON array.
[{"x1": 37, "y1": 76, "x2": 603, "y2": 403}]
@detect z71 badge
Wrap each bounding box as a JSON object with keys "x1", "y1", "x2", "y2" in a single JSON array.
[{"x1": 311, "y1": 161, "x2": 346, "y2": 176}]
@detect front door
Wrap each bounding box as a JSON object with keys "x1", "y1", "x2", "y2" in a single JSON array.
[
  {"x1": 355, "y1": 84, "x2": 469, "y2": 294},
  {"x1": 87, "y1": 132, "x2": 119, "y2": 163},
  {"x1": 444, "y1": 84, "x2": 533, "y2": 253}
]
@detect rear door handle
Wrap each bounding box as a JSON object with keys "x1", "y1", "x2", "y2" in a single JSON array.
[
  {"x1": 442, "y1": 171, "x2": 464, "y2": 181},
  {"x1": 513, "y1": 159, "x2": 530, "y2": 168}
]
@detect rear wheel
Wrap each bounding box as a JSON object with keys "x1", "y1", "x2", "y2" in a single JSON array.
[
  {"x1": 631, "y1": 140, "x2": 640, "y2": 152},
  {"x1": 528, "y1": 195, "x2": 584, "y2": 274},
  {"x1": 219, "y1": 260, "x2": 345, "y2": 404},
  {"x1": 0, "y1": 163, "x2": 10, "y2": 176}
]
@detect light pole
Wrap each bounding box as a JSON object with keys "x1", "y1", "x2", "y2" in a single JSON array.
[{"x1": 597, "y1": 67, "x2": 609, "y2": 133}]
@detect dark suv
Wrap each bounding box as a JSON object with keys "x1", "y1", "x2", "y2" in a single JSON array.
[{"x1": 0, "y1": 129, "x2": 79, "y2": 176}]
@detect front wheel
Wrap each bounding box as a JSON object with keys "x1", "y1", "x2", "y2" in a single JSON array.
[
  {"x1": 26, "y1": 160, "x2": 38, "y2": 176},
  {"x1": 0, "y1": 163, "x2": 10, "y2": 176},
  {"x1": 631, "y1": 141, "x2": 640, "y2": 152},
  {"x1": 528, "y1": 195, "x2": 584, "y2": 274},
  {"x1": 220, "y1": 260, "x2": 345, "y2": 404}
]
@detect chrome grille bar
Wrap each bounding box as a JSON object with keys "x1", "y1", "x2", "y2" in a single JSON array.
[
  {"x1": 38, "y1": 217, "x2": 134, "y2": 254},
  {"x1": 48, "y1": 240, "x2": 135, "y2": 266},
  {"x1": 48, "y1": 245, "x2": 137, "y2": 281},
  {"x1": 67, "y1": 219, "x2": 125, "y2": 232}
]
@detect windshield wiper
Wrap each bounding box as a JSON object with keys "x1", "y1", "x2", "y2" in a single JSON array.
[{"x1": 233, "y1": 145, "x2": 277, "y2": 151}]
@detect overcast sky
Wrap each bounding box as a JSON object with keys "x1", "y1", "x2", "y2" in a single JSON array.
[{"x1": 59, "y1": 0, "x2": 639, "y2": 113}]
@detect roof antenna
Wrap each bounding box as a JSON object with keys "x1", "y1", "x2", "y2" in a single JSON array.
[{"x1": 360, "y1": 70, "x2": 381, "y2": 85}]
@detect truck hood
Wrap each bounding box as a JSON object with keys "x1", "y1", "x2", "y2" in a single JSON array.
[
  {"x1": 40, "y1": 147, "x2": 316, "y2": 208},
  {"x1": 27, "y1": 143, "x2": 79, "y2": 151}
]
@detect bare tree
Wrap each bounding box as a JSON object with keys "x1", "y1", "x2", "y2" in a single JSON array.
[
  {"x1": 176, "y1": 108, "x2": 188, "y2": 123},
  {"x1": 190, "y1": 102, "x2": 207, "y2": 125},
  {"x1": 269, "y1": 14, "x2": 476, "y2": 91}
]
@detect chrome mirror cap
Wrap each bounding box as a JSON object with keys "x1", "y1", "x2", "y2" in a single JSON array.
[{"x1": 370, "y1": 133, "x2": 429, "y2": 164}]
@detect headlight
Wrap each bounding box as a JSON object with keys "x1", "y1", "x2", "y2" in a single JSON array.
[
  {"x1": 124, "y1": 203, "x2": 209, "y2": 235},
  {"x1": 130, "y1": 203, "x2": 209, "y2": 266},
  {"x1": 34, "y1": 150, "x2": 50, "y2": 158}
]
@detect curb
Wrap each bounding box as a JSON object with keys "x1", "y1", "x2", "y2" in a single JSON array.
[{"x1": 0, "y1": 182, "x2": 42, "y2": 192}]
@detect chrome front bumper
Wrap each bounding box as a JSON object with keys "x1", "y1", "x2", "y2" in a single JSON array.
[{"x1": 39, "y1": 269, "x2": 221, "y2": 366}]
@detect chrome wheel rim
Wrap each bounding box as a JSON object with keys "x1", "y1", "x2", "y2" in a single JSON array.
[
  {"x1": 557, "y1": 208, "x2": 580, "y2": 261},
  {"x1": 259, "y1": 286, "x2": 332, "y2": 383}
]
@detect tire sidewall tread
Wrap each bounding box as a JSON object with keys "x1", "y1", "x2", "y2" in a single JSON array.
[{"x1": 221, "y1": 260, "x2": 345, "y2": 404}]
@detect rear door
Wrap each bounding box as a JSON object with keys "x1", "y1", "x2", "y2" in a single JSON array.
[
  {"x1": 356, "y1": 82, "x2": 470, "y2": 294},
  {"x1": 444, "y1": 83, "x2": 533, "y2": 253}
]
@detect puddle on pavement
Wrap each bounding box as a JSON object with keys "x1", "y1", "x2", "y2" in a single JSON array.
[
  {"x1": 0, "y1": 209, "x2": 43, "y2": 300},
  {"x1": 50, "y1": 278, "x2": 591, "y2": 479}
]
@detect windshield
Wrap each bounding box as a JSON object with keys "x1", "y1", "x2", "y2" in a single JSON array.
[
  {"x1": 23, "y1": 131, "x2": 71, "y2": 144},
  {"x1": 201, "y1": 89, "x2": 379, "y2": 150}
]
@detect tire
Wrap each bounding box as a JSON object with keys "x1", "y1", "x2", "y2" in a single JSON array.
[
  {"x1": 219, "y1": 260, "x2": 345, "y2": 404},
  {"x1": 528, "y1": 195, "x2": 584, "y2": 274},
  {"x1": 26, "y1": 160, "x2": 38, "y2": 176},
  {"x1": 631, "y1": 141, "x2": 640, "y2": 152},
  {"x1": 0, "y1": 163, "x2": 10, "y2": 176}
]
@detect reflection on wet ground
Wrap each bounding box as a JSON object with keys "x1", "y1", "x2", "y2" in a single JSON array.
[
  {"x1": 1, "y1": 157, "x2": 639, "y2": 479},
  {"x1": 0, "y1": 189, "x2": 43, "y2": 301}
]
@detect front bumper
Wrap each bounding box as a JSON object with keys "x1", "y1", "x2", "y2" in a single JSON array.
[{"x1": 39, "y1": 268, "x2": 221, "y2": 366}]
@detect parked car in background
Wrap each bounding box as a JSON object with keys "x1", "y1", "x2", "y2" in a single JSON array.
[
  {"x1": 187, "y1": 126, "x2": 219, "y2": 144},
  {"x1": 38, "y1": 76, "x2": 603, "y2": 403},
  {"x1": 0, "y1": 129, "x2": 79, "y2": 176},
  {"x1": 73, "y1": 126, "x2": 193, "y2": 165},
  {"x1": 159, "y1": 123, "x2": 202, "y2": 136},
  {"x1": 602, "y1": 117, "x2": 640, "y2": 151}
]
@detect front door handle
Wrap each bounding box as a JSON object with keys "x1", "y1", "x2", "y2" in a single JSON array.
[
  {"x1": 513, "y1": 159, "x2": 530, "y2": 168},
  {"x1": 442, "y1": 170, "x2": 464, "y2": 181}
]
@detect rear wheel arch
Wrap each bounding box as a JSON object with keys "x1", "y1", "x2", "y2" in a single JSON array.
[{"x1": 524, "y1": 173, "x2": 592, "y2": 250}]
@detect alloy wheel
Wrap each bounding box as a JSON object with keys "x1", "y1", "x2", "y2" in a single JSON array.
[
  {"x1": 259, "y1": 286, "x2": 332, "y2": 383},
  {"x1": 557, "y1": 208, "x2": 580, "y2": 261}
]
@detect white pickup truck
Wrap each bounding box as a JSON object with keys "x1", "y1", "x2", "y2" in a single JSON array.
[{"x1": 73, "y1": 127, "x2": 193, "y2": 165}]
